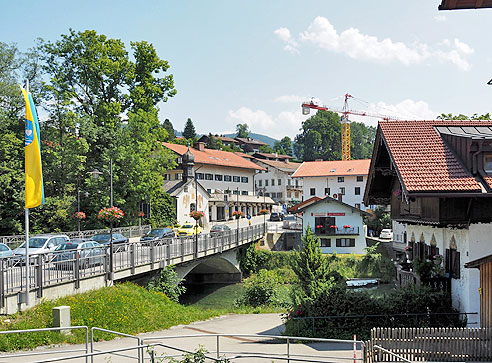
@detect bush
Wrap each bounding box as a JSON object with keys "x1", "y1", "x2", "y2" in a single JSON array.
[
  {"x1": 235, "y1": 269, "x2": 281, "y2": 307},
  {"x1": 148, "y1": 266, "x2": 186, "y2": 302}
]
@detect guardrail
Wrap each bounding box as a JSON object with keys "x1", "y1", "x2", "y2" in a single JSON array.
[
  {"x1": 0, "y1": 225, "x2": 152, "y2": 248},
  {"x1": 0, "y1": 224, "x2": 265, "y2": 309}
]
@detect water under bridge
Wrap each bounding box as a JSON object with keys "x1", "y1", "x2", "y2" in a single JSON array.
[{"x1": 0, "y1": 224, "x2": 265, "y2": 314}]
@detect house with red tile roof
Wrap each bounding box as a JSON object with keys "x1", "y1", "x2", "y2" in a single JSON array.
[
  {"x1": 364, "y1": 120, "x2": 492, "y2": 328},
  {"x1": 234, "y1": 137, "x2": 268, "y2": 153},
  {"x1": 162, "y1": 142, "x2": 274, "y2": 223},
  {"x1": 292, "y1": 159, "x2": 371, "y2": 210}
]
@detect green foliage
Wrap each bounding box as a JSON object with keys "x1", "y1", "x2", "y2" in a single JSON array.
[
  {"x1": 235, "y1": 269, "x2": 281, "y2": 307},
  {"x1": 235, "y1": 123, "x2": 249, "y2": 138},
  {"x1": 183, "y1": 118, "x2": 196, "y2": 140},
  {"x1": 273, "y1": 136, "x2": 292, "y2": 156},
  {"x1": 259, "y1": 144, "x2": 274, "y2": 153},
  {"x1": 148, "y1": 266, "x2": 186, "y2": 302},
  {"x1": 0, "y1": 283, "x2": 220, "y2": 351},
  {"x1": 162, "y1": 346, "x2": 230, "y2": 363},
  {"x1": 364, "y1": 206, "x2": 391, "y2": 236},
  {"x1": 437, "y1": 113, "x2": 491, "y2": 120},
  {"x1": 163, "y1": 119, "x2": 176, "y2": 140},
  {"x1": 293, "y1": 110, "x2": 375, "y2": 161}
]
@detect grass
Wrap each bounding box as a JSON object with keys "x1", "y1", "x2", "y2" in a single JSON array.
[{"x1": 0, "y1": 282, "x2": 222, "y2": 352}]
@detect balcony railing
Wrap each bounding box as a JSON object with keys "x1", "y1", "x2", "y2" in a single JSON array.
[{"x1": 315, "y1": 226, "x2": 359, "y2": 236}]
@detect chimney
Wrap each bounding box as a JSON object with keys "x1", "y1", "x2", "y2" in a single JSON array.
[{"x1": 194, "y1": 142, "x2": 205, "y2": 152}]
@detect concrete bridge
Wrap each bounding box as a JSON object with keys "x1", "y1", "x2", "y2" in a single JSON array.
[{"x1": 0, "y1": 224, "x2": 265, "y2": 314}]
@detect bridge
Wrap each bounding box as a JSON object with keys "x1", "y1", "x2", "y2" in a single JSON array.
[{"x1": 0, "y1": 224, "x2": 265, "y2": 314}]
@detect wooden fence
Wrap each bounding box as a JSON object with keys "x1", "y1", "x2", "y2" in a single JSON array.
[{"x1": 363, "y1": 327, "x2": 492, "y2": 362}]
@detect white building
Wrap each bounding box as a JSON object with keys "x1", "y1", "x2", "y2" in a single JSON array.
[
  {"x1": 292, "y1": 159, "x2": 371, "y2": 210},
  {"x1": 253, "y1": 159, "x2": 302, "y2": 205},
  {"x1": 297, "y1": 196, "x2": 369, "y2": 255},
  {"x1": 163, "y1": 142, "x2": 274, "y2": 223}
]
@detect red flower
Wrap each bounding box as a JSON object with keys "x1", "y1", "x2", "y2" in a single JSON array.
[
  {"x1": 343, "y1": 225, "x2": 351, "y2": 229},
  {"x1": 72, "y1": 211, "x2": 86, "y2": 220},
  {"x1": 329, "y1": 225, "x2": 337, "y2": 229},
  {"x1": 98, "y1": 206, "x2": 124, "y2": 222}
]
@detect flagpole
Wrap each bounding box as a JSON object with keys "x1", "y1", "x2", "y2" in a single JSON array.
[{"x1": 25, "y1": 79, "x2": 30, "y2": 307}]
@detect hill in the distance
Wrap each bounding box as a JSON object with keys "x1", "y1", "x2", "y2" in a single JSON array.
[{"x1": 223, "y1": 132, "x2": 278, "y2": 147}]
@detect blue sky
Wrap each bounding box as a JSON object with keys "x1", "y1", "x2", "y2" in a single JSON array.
[{"x1": 2, "y1": 1, "x2": 491, "y2": 138}]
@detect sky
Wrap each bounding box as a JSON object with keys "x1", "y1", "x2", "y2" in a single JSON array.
[{"x1": 2, "y1": 1, "x2": 491, "y2": 139}]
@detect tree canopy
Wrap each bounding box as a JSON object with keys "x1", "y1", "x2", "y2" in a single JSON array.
[
  {"x1": 236, "y1": 123, "x2": 249, "y2": 138},
  {"x1": 273, "y1": 136, "x2": 292, "y2": 156},
  {"x1": 183, "y1": 118, "x2": 196, "y2": 140}
]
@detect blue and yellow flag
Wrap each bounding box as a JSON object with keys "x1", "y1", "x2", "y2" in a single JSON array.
[{"x1": 20, "y1": 86, "x2": 44, "y2": 209}]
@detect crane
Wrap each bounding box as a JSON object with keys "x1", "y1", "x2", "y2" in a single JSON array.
[{"x1": 301, "y1": 93, "x2": 401, "y2": 161}]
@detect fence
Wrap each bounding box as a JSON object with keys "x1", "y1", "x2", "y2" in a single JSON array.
[
  {"x1": 364, "y1": 327, "x2": 492, "y2": 362},
  {"x1": 0, "y1": 225, "x2": 152, "y2": 248},
  {"x1": 0, "y1": 224, "x2": 264, "y2": 309}
]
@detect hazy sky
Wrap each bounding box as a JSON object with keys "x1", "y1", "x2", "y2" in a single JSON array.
[{"x1": 2, "y1": 1, "x2": 491, "y2": 138}]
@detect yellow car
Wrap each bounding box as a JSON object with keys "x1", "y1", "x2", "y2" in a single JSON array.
[{"x1": 177, "y1": 223, "x2": 202, "y2": 237}]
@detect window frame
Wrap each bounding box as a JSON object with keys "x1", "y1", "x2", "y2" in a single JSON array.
[
  {"x1": 338, "y1": 177, "x2": 344, "y2": 183},
  {"x1": 310, "y1": 188, "x2": 316, "y2": 196},
  {"x1": 355, "y1": 187, "x2": 360, "y2": 195},
  {"x1": 356, "y1": 176, "x2": 364, "y2": 182}
]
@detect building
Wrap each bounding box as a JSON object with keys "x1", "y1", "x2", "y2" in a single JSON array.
[
  {"x1": 197, "y1": 134, "x2": 239, "y2": 149},
  {"x1": 364, "y1": 120, "x2": 492, "y2": 327},
  {"x1": 162, "y1": 142, "x2": 274, "y2": 223},
  {"x1": 297, "y1": 196, "x2": 369, "y2": 255},
  {"x1": 253, "y1": 159, "x2": 303, "y2": 205},
  {"x1": 292, "y1": 159, "x2": 371, "y2": 210},
  {"x1": 234, "y1": 137, "x2": 268, "y2": 153},
  {"x1": 251, "y1": 152, "x2": 294, "y2": 162}
]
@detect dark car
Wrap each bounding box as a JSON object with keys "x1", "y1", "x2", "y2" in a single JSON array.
[
  {"x1": 270, "y1": 212, "x2": 283, "y2": 222},
  {"x1": 140, "y1": 228, "x2": 175, "y2": 244},
  {"x1": 52, "y1": 240, "x2": 105, "y2": 269},
  {"x1": 90, "y1": 233, "x2": 128, "y2": 246},
  {"x1": 210, "y1": 224, "x2": 231, "y2": 235}
]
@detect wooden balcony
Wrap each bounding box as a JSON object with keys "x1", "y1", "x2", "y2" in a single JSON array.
[{"x1": 315, "y1": 226, "x2": 360, "y2": 236}]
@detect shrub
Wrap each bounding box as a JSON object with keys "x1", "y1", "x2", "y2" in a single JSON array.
[
  {"x1": 235, "y1": 269, "x2": 281, "y2": 307},
  {"x1": 148, "y1": 266, "x2": 186, "y2": 302}
]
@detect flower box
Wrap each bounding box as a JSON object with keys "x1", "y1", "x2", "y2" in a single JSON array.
[
  {"x1": 190, "y1": 211, "x2": 205, "y2": 220},
  {"x1": 232, "y1": 211, "x2": 244, "y2": 219},
  {"x1": 97, "y1": 206, "x2": 124, "y2": 222},
  {"x1": 72, "y1": 211, "x2": 86, "y2": 220}
]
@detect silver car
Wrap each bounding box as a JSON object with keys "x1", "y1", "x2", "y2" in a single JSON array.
[
  {"x1": 13, "y1": 234, "x2": 70, "y2": 262},
  {"x1": 52, "y1": 240, "x2": 105, "y2": 269}
]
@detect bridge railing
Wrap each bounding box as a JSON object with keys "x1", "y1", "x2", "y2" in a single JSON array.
[{"x1": 0, "y1": 224, "x2": 265, "y2": 308}]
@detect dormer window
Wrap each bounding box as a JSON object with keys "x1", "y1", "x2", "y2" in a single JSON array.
[{"x1": 485, "y1": 155, "x2": 492, "y2": 173}]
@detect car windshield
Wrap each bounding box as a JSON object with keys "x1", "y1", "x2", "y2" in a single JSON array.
[
  {"x1": 18, "y1": 237, "x2": 48, "y2": 249},
  {"x1": 147, "y1": 229, "x2": 166, "y2": 237},
  {"x1": 55, "y1": 243, "x2": 80, "y2": 251},
  {"x1": 182, "y1": 225, "x2": 194, "y2": 229},
  {"x1": 91, "y1": 234, "x2": 110, "y2": 242},
  {"x1": 381, "y1": 229, "x2": 391, "y2": 233},
  {"x1": 212, "y1": 225, "x2": 224, "y2": 230},
  {"x1": 285, "y1": 216, "x2": 296, "y2": 221}
]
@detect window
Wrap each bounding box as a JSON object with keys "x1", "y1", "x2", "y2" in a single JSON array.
[
  {"x1": 163, "y1": 174, "x2": 169, "y2": 181},
  {"x1": 196, "y1": 173, "x2": 204, "y2": 180},
  {"x1": 288, "y1": 179, "x2": 291, "y2": 186},
  {"x1": 277, "y1": 192, "x2": 282, "y2": 198},
  {"x1": 357, "y1": 176, "x2": 363, "y2": 182},
  {"x1": 310, "y1": 188, "x2": 316, "y2": 196},
  {"x1": 325, "y1": 187, "x2": 330, "y2": 195},
  {"x1": 278, "y1": 179, "x2": 281, "y2": 186},
  {"x1": 265, "y1": 180, "x2": 269, "y2": 187},
  {"x1": 295, "y1": 180, "x2": 299, "y2": 187},
  {"x1": 355, "y1": 203, "x2": 361, "y2": 209},
  {"x1": 445, "y1": 248, "x2": 461, "y2": 279},
  {"x1": 287, "y1": 191, "x2": 291, "y2": 198},
  {"x1": 241, "y1": 191, "x2": 248, "y2": 195},
  {"x1": 271, "y1": 179, "x2": 275, "y2": 186},
  {"x1": 336, "y1": 238, "x2": 355, "y2": 247},
  {"x1": 205, "y1": 173, "x2": 213, "y2": 180},
  {"x1": 215, "y1": 174, "x2": 223, "y2": 181},
  {"x1": 241, "y1": 177, "x2": 249, "y2": 183},
  {"x1": 259, "y1": 180, "x2": 262, "y2": 187},
  {"x1": 339, "y1": 187, "x2": 345, "y2": 195},
  {"x1": 355, "y1": 187, "x2": 360, "y2": 195},
  {"x1": 233, "y1": 176, "x2": 240, "y2": 182},
  {"x1": 265, "y1": 192, "x2": 270, "y2": 197},
  {"x1": 233, "y1": 189, "x2": 239, "y2": 195},
  {"x1": 206, "y1": 189, "x2": 211, "y2": 193},
  {"x1": 314, "y1": 216, "x2": 335, "y2": 235},
  {"x1": 338, "y1": 177, "x2": 344, "y2": 182},
  {"x1": 224, "y1": 175, "x2": 232, "y2": 182},
  {"x1": 320, "y1": 239, "x2": 331, "y2": 247},
  {"x1": 485, "y1": 155, "x2": 492, "y2": 173}
]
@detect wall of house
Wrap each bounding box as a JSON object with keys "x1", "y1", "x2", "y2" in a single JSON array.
[
  {"x1": 404, "y1": 223, "x2": 492, "y2": 327},
  {"x1": 299, "y1": 175, "x2": 367, "y2": 210},
  {"x1": 302, "y1": 200, "x2": 367, "y2": 255},
  {"x1": 255, "y1": 167, "x2": 302, "y2": 205},
  {"x1": 175, "y1": 181, "x2": 210, "y2": 226}
]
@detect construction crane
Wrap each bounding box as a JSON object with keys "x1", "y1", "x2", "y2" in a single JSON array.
[{"x1": 301, "y1": 93, "x2": 401, "y2": 161}]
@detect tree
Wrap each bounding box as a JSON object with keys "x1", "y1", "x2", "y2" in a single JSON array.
[
  {"x1": 350, "y1": 122, "x2": 376, "y2": 159},
  {"x1": 258, "y1": 144, "x2": 274, "y2": 153},
  {"x1": 437, "y1": 113, "x2": 491, "y2": 120},
  {"x1": 364, "y1": 206, "x2": 391, "y2": 237},
  {"x1": 273, "y1": 136, "x2": 292, "y2": 156},
  {"x1": 236, "y1": 123, "x2": 249, "y2": 138},
  {"x1": 183, "y1": 118, "x2": 196, "y2": 140},
  {"x1": 163, "y1": 119, "x2": 175, "y2": 140},
  {"x1": 205, "y1": 134, "x2": 223, "y2": 150}
]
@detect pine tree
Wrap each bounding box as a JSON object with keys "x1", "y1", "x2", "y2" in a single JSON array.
[
  {"x1": 183, "y1": 118, "x2": 196, "y2": 140},
  {"x1": 163, "y1": 119, "x2": 175, "y2": 140}
]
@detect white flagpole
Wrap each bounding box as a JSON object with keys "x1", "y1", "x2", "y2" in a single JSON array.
[{"x1": 25, "y1": 79, "x2": 30, "y2": 307}]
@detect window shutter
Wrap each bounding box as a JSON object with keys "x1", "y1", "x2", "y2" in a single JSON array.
[{"x1": 445, "y1": 248, "x2": 450, "y2": 274}]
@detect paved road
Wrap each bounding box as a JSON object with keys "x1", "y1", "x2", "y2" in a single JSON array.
[{"x1": 0, "y1": 314, "x2": 363, "y2": 362}]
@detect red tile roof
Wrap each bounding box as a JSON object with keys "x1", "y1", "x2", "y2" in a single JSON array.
[
  {"x1": 163, "y1": 142, "x2": 265, "y2": 171},
  {"x1": 255, "y1": 159, "x2": 301, "y2": 172},
  {"x1": 292, "y1": 159, "x2": 370, "y2": 178},
  {"x1": 288, "y1": 196, "x2": 321, "y2": 213},
  {"x1": 379, "y1": 120, "x2": 492, "y2": 192}
]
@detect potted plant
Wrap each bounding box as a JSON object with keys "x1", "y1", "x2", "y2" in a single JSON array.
[
  {"x1": 190, "y1": 211, "x2": 205, "y2": 221},
  {"x1": 72, "y1": 211, "x2": 86, "y2": 235},
  {"x1": 329, "y1": 225, "x2": 337, "y2": 229},
  {"x1": 343, "y1": 225, "x2": 351, "y2": 229},
  {"x1": 232, "y1": 211, "x2": 244, "y2": 219},
  {"x1": 259, "y1": 209, "x2": 269, "y2": 215}
]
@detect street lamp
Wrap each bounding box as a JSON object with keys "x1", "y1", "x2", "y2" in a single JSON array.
[
  {"x1": 194, "y1": 165, "x2": 203, "y2": 259},
  {"x1": 236, "y1": 187, "x2": 240, "y2": 243},
  {"x1": 259, "y1": 187, "x2": 267, "y2": 234}
]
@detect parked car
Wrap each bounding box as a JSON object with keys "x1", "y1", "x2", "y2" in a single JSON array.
[
  {"x1": 270, "y1": 212, "x2": 283, "y2": 222},
  {"x1": 283, "y1": 215, "x2": 299, "y2": 229},
  {"x1": 90, "y1": 233, "x2": 128, "y2": 246},
  {"x1": 209, "y1": 224, "x2": 231, "y2": 235},
  {"x1": 0, "y1": 243, "x2": 15, "y2": 266},
  {"x1": 140, "y1": 228, "x2": 175, "y2": 244},
  {"x1": 379, "y1": 229, "x2": 393, "y2": 240},
  {"x1": 177, "y1": 223, "x2": 202, "y2": 237},
  {"x1": 13, "y1": 234, "x2": 70, "y2": 262},
  {"x1": 53, "y1": 240, "x2": 105, "y2": 269}
]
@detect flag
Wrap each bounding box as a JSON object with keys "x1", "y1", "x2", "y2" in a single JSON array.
[{"x1": 20, "y1": 86, "x2": 44, "y2": 209}]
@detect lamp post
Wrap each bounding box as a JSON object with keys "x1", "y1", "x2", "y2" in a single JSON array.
[
  {"x1": 193, "y1": 165, "x2": 203, "y2": 259},
  {"x1": 236, "y1": 187, "x2": 240, "y2": 243}
]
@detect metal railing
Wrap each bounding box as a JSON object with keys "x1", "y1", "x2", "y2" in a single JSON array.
[
  {"x1": 0, "y1": 224, "x2": 265, "y2": 308},
  {"x1": 315, "y1": 227, "x2": 360, "y2": 236},
  {"x1": 0, "y1": 225, "x2": 152, "y2": 248}
]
